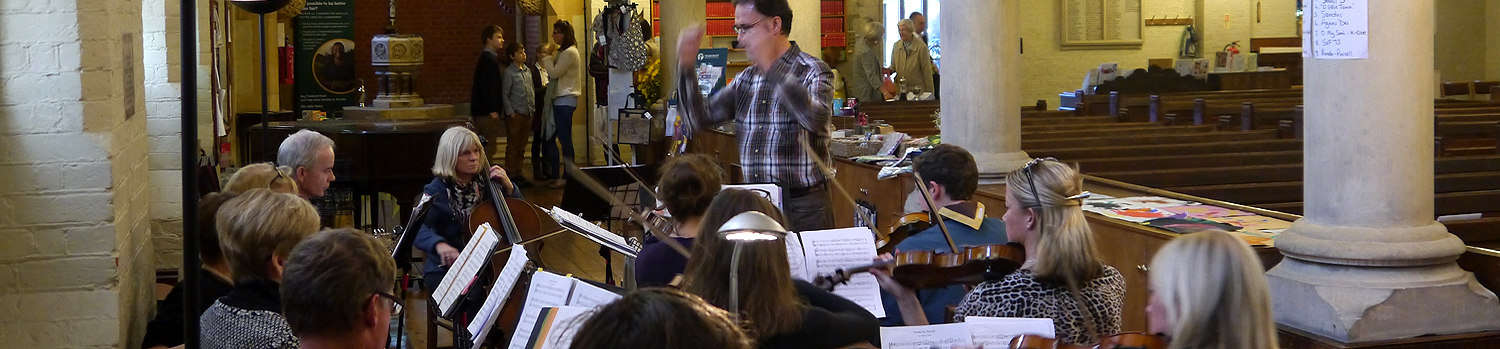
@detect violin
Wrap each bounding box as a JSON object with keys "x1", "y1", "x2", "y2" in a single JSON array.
[
  {"x1": 815, "y1": 173, "x2": 1025, "y2": 291},
  {"x1": 880, "y1": 211, "x2": 932, "y2": 254},
  {"x1": 1010, "y1": 332, "x2": 1168, "y2": 349},
  {"x1": 813, "y1": 242, "x2": 1024, "y2": 290}
]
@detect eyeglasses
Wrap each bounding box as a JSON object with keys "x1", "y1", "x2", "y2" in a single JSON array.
[
  {"x1": 1021, "y1": 157, "x2": 1058, "y2": 209},
  {"x1": 374, "y1": 291, "x2": 405, "y2": 316},
  {"x1": 271, "y1": 166, "x2": 290, "y2": 188},
  {"x1": 733, "y1": 16, "x2": 772, "y2": 35}
]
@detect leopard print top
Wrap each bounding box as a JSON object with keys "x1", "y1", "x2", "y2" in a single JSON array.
[{"x1": 953, "y1": 266, "x2": 1125, "y2": 345}]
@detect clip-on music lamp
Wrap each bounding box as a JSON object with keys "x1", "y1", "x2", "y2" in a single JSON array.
[{"x1": 716, "y1": 211, "x2": 789, "y2": 320}]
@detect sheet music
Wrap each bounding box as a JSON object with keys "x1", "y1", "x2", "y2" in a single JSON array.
[
  {"x1": 566, "y1": 280, "x2": 622, "y2": 308},
  {"x1": 549, "y1": 207, "x2": 639, "y2": 258},
  {"x1": 879, "y1": 323, "x2": 974, "y2": 349},
  {"x1": 507, "y1": 271, "x2": 575, "y2": 349},
  {"x1": 964, "y1": 317, "x2": 1055, "y2": 347},
  {"x1": 784, "y1": 232, "x2": 809, "y2": 281},
  {"x1": 467, "y1": 244, "x2": 531, "y2": 345},
  {"x1": 798, "y1": 227, "x2": 885, "y2": 317},
  {"x1": 433, "y1": 223, "x2": 501, "y2": 317},
  {"x1": 527, "y1": 306, "x2": 595, "y2": 349}
]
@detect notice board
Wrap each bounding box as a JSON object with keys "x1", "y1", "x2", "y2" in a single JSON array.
[{"x1": 1060, "y1": 0, "x2": 1144, "y2": 47}]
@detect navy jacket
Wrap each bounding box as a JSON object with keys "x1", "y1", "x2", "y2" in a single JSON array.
[{"x1": 414, "y1": 176, "x2": 523, "y2": 278}]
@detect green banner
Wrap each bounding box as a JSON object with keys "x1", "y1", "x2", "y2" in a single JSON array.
[{"x1": 296, "y1": 0, "x2": 357, "y2": 116}]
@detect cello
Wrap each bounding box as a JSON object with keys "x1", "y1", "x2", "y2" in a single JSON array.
[{"x1": 461, "y1": 171, "x2": 565, "y2": 346}]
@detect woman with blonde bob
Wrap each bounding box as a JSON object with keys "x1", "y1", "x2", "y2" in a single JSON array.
[
  {"x1": 223, "y1": 162, "x2": 299, "y2": 195},
  {"x1": 1147, "y1": 230, "x2": 1277, "y2": 349},
  {"x1": 199, "y1": 188, "x2": 322, "y2": 348},
  {"x1": 412, "y1": 126, "x2": 521, "y2": 347},
  {"x1": 881, "y1": 158, "x2": 1124, "y2": 344},
  {"x1": 415, "y1": 126, "x2": 520, "y2": 292}
]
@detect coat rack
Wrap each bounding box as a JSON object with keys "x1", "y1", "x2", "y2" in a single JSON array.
[{"x1": 1145, "y1": 16, "x2": 1194, "y2": 26}]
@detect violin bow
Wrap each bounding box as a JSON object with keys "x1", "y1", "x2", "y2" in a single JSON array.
[
  {"x1": 799, "y1": 140, "x2": 886, "y2": 244},
  {"x1": 912, "y1": 172, "x2": 960, "y2": 253},
  {"x1": 562, "y1": 160, "x2": 693, "y2": 258}
]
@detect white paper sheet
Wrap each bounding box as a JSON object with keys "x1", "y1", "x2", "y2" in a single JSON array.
[
  {"x1": 784, "y1": 232, "x2": 809, "y2": 281},
  {"x1": 467, "y1": 244, "x2": 532, "y2": 346},
  {"x1": 433, "y1": 223, "x2": 502, "y2": 317},
  {"x1": 550, "y1": 207, "x2": 639, "y2": 258},
  {"x1": 1309, "y1": 0, "x2": 1369, "y2": 59},
  {"x1": 507, "y1": 271, "x2": 576, "y2": 349},
  {"x1": 566, "y1": 280, "x2": 622, "y2": 308},
  {"x1": 797, "y1": 227, "x2": 885, "y2": 317},
  {"x1": 963, "y1": 317, "x2": 1056, "y2": 348},
  {"x1": 528, "y1": 306, "x2": 595, "y2": 349},
  {"x1": 880, "y1": 323, "x2": 974, "y2": 349}
]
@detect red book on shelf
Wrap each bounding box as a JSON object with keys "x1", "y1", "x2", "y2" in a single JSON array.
[{"x1": 822, "y1": 1, "x2": 844, "y2": 15}]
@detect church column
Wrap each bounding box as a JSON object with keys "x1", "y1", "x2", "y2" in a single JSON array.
[
  {"x1": 939, "y1": 0, "x2": 1029, "y2": 179},
  {"x1": 658, "y1": 0, "x2": 703, "y2": 95},
  {"x1": 1266, "y1": 0, "x2": 1500, "y2": 342}
]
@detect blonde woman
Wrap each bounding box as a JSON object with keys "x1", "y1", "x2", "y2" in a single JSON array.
[
  {"x1": 1147, "y1": 230, "x2": 1277, "y2": 349},
  {"x1": 415, "y1": 126, "x2": 519, "y2": 293},
  {"x1": 876, "y1": 158, "x2": 1124, "y2": 345},
  {"x1": 199, "y1": 188, "x2": 323, "y2": 348},
  {"x1": 223, "y1": 162, "x2": 298, "y2": 195}
]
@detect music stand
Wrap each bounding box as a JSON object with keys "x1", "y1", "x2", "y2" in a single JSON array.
[{"x1": 559, "y1": 164, "x2": 658, "y2": 286}]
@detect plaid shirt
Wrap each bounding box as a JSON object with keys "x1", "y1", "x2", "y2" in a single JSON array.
[{"x1": 678, "y1": 43, "x2": 834, "y2": 188}]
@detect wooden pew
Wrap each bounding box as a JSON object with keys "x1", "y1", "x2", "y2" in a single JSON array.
[
  {"x1": 1260, "y1": 189, "x2": 1500, "y2": 216},
  {"x1": 1033, "y1": 139, "x2": 1304, "y2": 159},
  {"x1": 1022, "y1": 129, "x2": 1280, "y2": 150}
]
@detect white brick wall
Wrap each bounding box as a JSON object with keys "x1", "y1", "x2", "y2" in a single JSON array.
[
  {"x1": 143, "y1": 0, "x2": 214, "y2": 271},
  {"x1": 0, "y1": 0, "x2": 154, "y2": 347}
]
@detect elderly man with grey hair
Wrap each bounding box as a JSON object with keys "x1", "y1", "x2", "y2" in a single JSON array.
[{"x1": 277, "y1": 129, "x2": 337, "y2": 199}]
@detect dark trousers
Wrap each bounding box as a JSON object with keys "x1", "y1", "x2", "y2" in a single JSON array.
[{"x1": 782, "y1": 183, "x2": 834, "y2": 232}]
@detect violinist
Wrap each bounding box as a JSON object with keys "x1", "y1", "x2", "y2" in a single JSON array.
[
  {"x1": 877, "y1": 159, "x2": 1124, "y2": 345},
  {"x1": 634, "y1": 154, "x2": 723, "y2": 287},
  {"x1": 878, "y1": 144, "x2": 1008, "y2": 325},
  {"x1": 413, "y1": 127, "x2": 520, "y2": 310},
  {"x1": 1146, "y1": 230, "x2": 1276, "y2": 349},
  {"x1": 683, "y1": 189, "x2": 880, "y2": 349}
]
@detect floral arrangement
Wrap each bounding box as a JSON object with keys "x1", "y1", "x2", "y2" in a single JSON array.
[{"x1": 635, "y1": 56, "x2": 663, "y2": 105}]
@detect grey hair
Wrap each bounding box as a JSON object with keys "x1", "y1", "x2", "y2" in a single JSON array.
[
  {"x1": 896, "y1": 19, "x2": 914, "y2": 31},
  {"x1": 431, "y1": 126, "x2": 489, "y2": 179},
  {"x1": 860, "y1": 22, "x2": 883, "y2": 44},
  {"x1": 277, "y1": 129, "x2": 335, "y2": 172}
]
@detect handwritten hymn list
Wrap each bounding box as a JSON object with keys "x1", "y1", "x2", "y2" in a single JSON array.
[{"x1": 1306, "y1": 0, "x2": 1369, "y2": 59}]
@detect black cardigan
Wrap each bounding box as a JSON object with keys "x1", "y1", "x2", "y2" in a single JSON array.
[{"x1": 758, "y1": 280, "x2": 883, "y2": 349}]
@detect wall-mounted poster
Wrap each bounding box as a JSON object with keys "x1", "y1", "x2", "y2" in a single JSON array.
[
  {"x1": 296, "y1": 0, "x2": 358, "y2": 116},
  {"x1": 695, "y1": 48, "x2": 730, "y2": 97},
  {"x1": 1060, "y1": 0, "x2": 1144, "y2": 47}
]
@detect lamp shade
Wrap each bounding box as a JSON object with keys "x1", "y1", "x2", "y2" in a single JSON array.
[
  {"x1": 228, "y1": 0, "x2": 293, "y2": 14},
  {"x1": 717, "y1": 211, "x2": 788, "y2": 241}
]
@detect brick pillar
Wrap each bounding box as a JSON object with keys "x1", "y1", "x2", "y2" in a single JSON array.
[
  {"x1": 0, "y1": 0, "x2": 154, "y2": 347},
  {"x1": 1267, "y1": 0, "x2": 1500, "y2": 342}
]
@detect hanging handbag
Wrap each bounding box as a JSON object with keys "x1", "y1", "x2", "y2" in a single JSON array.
[
  {"x1": 608, "y1": 7, "x2": 649, "y2": 71},
  {"x1": 616, "y1": 91, "x2": 652, "y2": 145}
]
